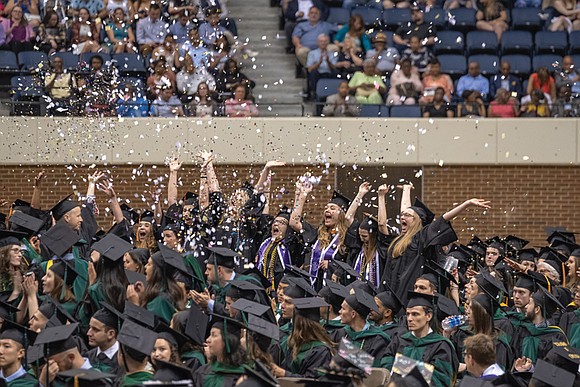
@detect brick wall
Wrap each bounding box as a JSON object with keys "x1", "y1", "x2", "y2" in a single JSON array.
[{"x1": 0, "y1": 164, "x2": 577, "y2": 247}]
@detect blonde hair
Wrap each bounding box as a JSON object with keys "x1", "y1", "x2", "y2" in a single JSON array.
[
  {"x1": 49, "y1": 272, "x2": 76, "y2": 303},
  {"x1": 317, "y1": 211, "x2": 348, "y2": 251},
  {"x1": 388, "y1": 209, "x2": 422, "y2": 258}
]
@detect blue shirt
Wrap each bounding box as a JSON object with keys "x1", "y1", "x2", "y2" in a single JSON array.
[
  {"x1": 136, "y1": 17, "x2": 168, "y2": 45},
  {"x1": 169, "y1": 21, "x2": 193, "y2": 44},
  {"x1": 70, "y1": 0, "x2": 104, "y2": 15},
  {"x1": 292, "y1": 21, "x2": 336, "y2": 50},
  {"x1": 179, "y1": 41, "x2": 212, "y2": 68},
  {"x1": 198, "y1": 22, "x2": 227, "y2": 46},
  {"x1": 457, "y1": 74, "x2": 489, "y2": 99},
  {"x1": 151, "y1": 96, "x2": 183, "y2": 117},
  {"x1": 306, "y1": 49, "x2": 338, "y2": 73},
  {"x1": 117, "y1": 96, "x2": 149, "y2": 117}
]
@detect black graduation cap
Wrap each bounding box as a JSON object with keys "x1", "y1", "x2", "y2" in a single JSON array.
[
  {"x1": 532, "y1": 285, "x2": 564, "y2": 318},
  {"x1": 138, "y1": 210, "x2": 155, "y2": 224},
  {"x1": 516, "y1": 248, "x2": 538, "y2": 263},
  {"x1": 330, "y1": 191, "x2": 351, "y2": 213},
  {"x1": 226, "y1": 280, "x2": 263, "y2": 300},
  {"x1": 246, "y1": 314, "x2": 280, "y2": 341},
  {"x1": 0, "y1": 230, "x2": 26, "y2": 248},
  {"x1": 124, "y1": 301, "x2": 157, "y2": 328},
  {"x1": 345, "y1": 289, "x2": 379, "y2": 318},
  {"x1": 539, "y1": 246, "x2": 567, "y2": 263},
  {"x1": 182, "y1": 191, "x2": 199, "y2": 206},
  {"x1": 127, "y1": 248, "x2": 150, "y2": 266},
  {"x1": 152, "y1": 359, "x2": 193, "y2": 382},
  {"x1": 34, "y1": 322, "x2": 79, "y2": 356},
  {"x1": 50, "y1": 194, "x2": 79, "y2": 221},
  {"x1": 11, "y1": 199, "x2": 31, "y2": 211},
  {"x1": 514, "y1": 271, "x2": 549, "y2": 292},
  {"x1": 546, "y1": 230, "x2": 576, "y2": 245},
  {"x1": 57, "y1": 369, "x2": 117, "y2": 387},
  {"x1": 376, "y1": 290, "x2": 403, "y2": 315},
  {"x1": 125, "y1": 270, "x2": 146, "y2": 286},
  {"x1": 284, "y1": 277, "x2": 317, "y2": 298},
  {"x1": 9, "y1": 212, "x2": 44, "y2": 237},
  {"x1": 0, "y1": 299, "x2": 19, "y2": 320},
  {"x1": 472, "y1": 292, "x2": 500, "y2": 318},
  {"x1": 231, "y1": 298, "x2": 270, "y2": 317},
  {"x1": 49, "y1": 260, "x2": 82, "y2": 287},
  {"x1": 504, "y1": 235, "x2": 529, "y2": 251},
  {"x1": 117, "y1": 319, "x2": 157, "y2": 356},
  {"x1": 485, "y1": 236, "x2": 506, "y2": 256},
  {"x1": 0, "y1": 319, "x2": 37, "y2": 347},
  {"x1": 210, "y1": 314, "x2": 244, "y2": 354},
  {"x1": 409, "y1": 198, "x2": 434, "y2": 226},
  {"x1": 39, "y1": 296, "x2": 77, "y2": 326},
  {"x1": 543, "y1": 259, "x2": 565, "y2": 280},
  {"x1": 550, "y1": 239, "x2": 578, "y2": 256},
  {"x1": 155, "y1": 321, "x2": 191, "y2": 353},
  {"x1": 359, "y1": 213, "x2": 379, "y2": 234},
  {"x1": 184, "y1": 302, "x2": 209, "y2": 346},
  {"x1": 332, "y1": 260, "x2": 359, "y2": 285},
  {"x1": 475, "y1": 272, "x2": 506, "y2": 300},
  {"x1": 447, "y1": 244, "x2": 475, "y2": 266},
  {"x1": 437, "y1": 295, "x2": 459, "y2": 319},
  {"x1": 241, "y1": 360, "x2": 278, "y2": 387},
  {"x1": 91, "y1": 233, "x2": 133, "y2": 262},
  {"x1": 42, "y1": 223, "x2": 81, "y2": 258},
  {"x1": 402, "y1": 366, "x2": 430, "y2": 387},
  {"x1": 242, "y1": 267, "x2": 271, "y2": 290},
  {"x1": 406, "y1": 291, "x2": 437, "y2": 309},
  {"x1": 532, "y1": 359, "x2": 576, "y2": 387},
  {"x1": 467, "y1": 236, "x2": 487, "y2": 258},
  {"x1": 347, "y1": 279, "x2": 378, "y2": 297},
  {"x1": 152, "y1": 244, "x2": 189, "y2": 274},
  {"x1": 283, "y1": 265, "x2": 314, "y2": 281},
  {"x1": 120, "y1": 203, "x2": 139, "y2": 225},
  {"x1": 422, "y1": 263, "x2": 457, "y2": 294},
  {"x1": 292, "y1": 297, "x2": 328, "y2": 322},
  {"x1": 275, "y1": 206, "x2": 292, "y2": 221},
  {"x1": 204, "y1": 245, "x2": 239, "y2": 269},
  {"x1": 319, "y1": 281, "x2": 348, "y2": 314},
  {"x1": 92, "y1": 302, "x2": 124, "y2": 331},
  {"x1": 546, "y1": 342, "x2": 580, "y2": 375}
]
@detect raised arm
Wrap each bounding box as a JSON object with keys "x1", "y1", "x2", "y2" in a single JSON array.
[
  {"x1": 345, "y1": 182, "x2": 371, "y2": 226},
  {"x1": 98, "y1": 180, "x2": 124, "y2": 224},
  {"x1": 86, "y1": 170, "x2": 105, "y2": 199},
  {"x1": 167, "y1": 157, "x2": 182, "y2": 207},
  {"x1": 377, "y1": 184, "x2": 390, "y2": 235},
  {"x1": 442, "y1": 198, "x2": 491, "y2": 221},
  {"x1": 205, "y1": 151, "x2": 220, "y2": 194},
  {"x1": 289, "y1": 181, "x2": 313, "y2": 233},
  {"x1": 399, "y1": 183, "x2": 413, "y2": 212},
  {"x1": 255, "y1": 161, "x2": 285, "y2": 192},
  {"x1": 31, "y1": 170, "x2": 45, "y2": 209}
]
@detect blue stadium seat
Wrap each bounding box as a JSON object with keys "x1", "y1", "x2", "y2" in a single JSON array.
[
  {"x1": 469, "y1": 55, "x2": 500, "y2": 77},
  {"x1": 112, "y1": 53, "x2": 147, "y2": 77},
  {"x1": 570, "y1": 31, "x2": 580, "y2": 54},
  {"x1": 315, "y1": 78, "x2": 344, "y2": 100},
  {"x1": 351, "y1": 7, "x2": 382, "y2": 27},
  {"x1": 500, "y1": 31, "x2": 533, "y2": 55},
  {"x1": 79, "y1": 52, "x2": 111, "y2": 67},
  {"x1": 424, "y1": 7, "x2": 446, "y2": 29},
  {"x1": 382, "y1": 8, "x2": 411, "y2": 31},
  {"x1": 0, "y1": 51, "x2": 19, "y2": 73},
  {"x1": 433, "y1": 30, "x2": 464, "y2": 55},
  {"x1": 466, "y1": 31, "x2": 498, "y2": 55},
  {"x1": 438, "y1": 54, "x2": 467, "y2": 79},
  {"x1": 511, "y1": 8, "x2": 543, "y2": 32},
  {"x1": 53, "y1": 52, "x2": 79, "y2": 71},
  {"x1": 501, "y1": 54, "x2": 531, "y2": 77},
  {"x1": 572, "y1": 55, "x2": 580, "y2": 69},
  {"x1": 17, "y1": 51, "x2": 48, "y2": 72},
  {"x1": 359, "y1": 104, "x2": 389, "y2": 117},
  {"x1": 448, "y1": 8, "x2": 476, "y2": 32},
  {"x1": 327, "y1": 7, "x2": 350, "y2": 25},
  {"x1": 535, "y1": 31, "x2": 568, "y2": 55},
  {"x1": 532, "y1": 54, "x2": 562, "y2": 72},
  {"x1": 11, "y1": 75, "x2": 43, "y2": 115},
  {"x1": 390, "y1": 105, "x2": 421, "y2": 117}
]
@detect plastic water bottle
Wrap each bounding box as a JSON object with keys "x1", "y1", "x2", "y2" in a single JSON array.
[{"x1": 442, "y1": 315, "x2": 467, "y2": 330}]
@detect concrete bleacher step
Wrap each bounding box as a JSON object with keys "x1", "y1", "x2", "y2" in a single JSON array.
[{"x1": 228, "y1": 0, "x2": 304, "y2": 116}]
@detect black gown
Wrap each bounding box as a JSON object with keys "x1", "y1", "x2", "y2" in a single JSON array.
[
  {"x1": 282, "y1": 342, "x2": 333, "y2": 378},
  {"x1": 450, "y1": 326, "x2": 513, "y2": 371},
  {"x1": 87, "y1": 347, "x2": 123, "y2": 376},
  {"x1": 510, "y1": 322, "x2": 568, "y2": 363},
  {"x1": 380, "y1": 216, "x2": 458, "y2": 306}
]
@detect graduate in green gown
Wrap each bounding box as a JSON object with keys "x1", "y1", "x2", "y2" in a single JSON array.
[
  {"x1": 0, "y1": 321, "x2": 38, "y2": 387},
  {"x1": 116, "y1": 320, "x2": 156, "y2": 387},
  {"x1": 369, "y1": 289, "x2": 407, "y2": 339},
  {"x1": 318, "y1": 282, "x2": 348, "y2": 341},
  {"x1": 169, "y1": 307, "x2": 208, "y2": 373},
  {"x1": 382, "y1": 292, "x2": 458, "y2": 387}
]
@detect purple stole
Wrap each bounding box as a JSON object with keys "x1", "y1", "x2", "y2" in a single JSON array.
[
  {"x1": 257, "y1": 237, "x2": 291, "y2": 273},
  {"x1": 353, "y1": 248, "x2": 380, "y2": 287},
  {"x1": 309, "y1": 233, "x2": 340, "y2": 285}
]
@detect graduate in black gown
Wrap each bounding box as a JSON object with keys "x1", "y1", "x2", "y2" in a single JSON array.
[
  {"x1": 318, "y1": 281, "x2": 348, "y2": 341},
  {"x1": 0, "y1": 320, "x2": 38, "y2": 387},
  {"x1": 86, "y1": 304, "x2": 123, "y2": 376},
  {"x1": 369, "y1": 288, "x2": 406, "y2": 339}
]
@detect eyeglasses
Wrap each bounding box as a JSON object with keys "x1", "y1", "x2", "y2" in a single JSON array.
[{"x1": 400, "y1": 212, "x2": 414, "y2": 218}]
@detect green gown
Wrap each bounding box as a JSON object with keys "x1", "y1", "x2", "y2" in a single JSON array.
[
  {"x1": 39, "y1": 247, "x2": 89, "y2": 303},
  {"x1": 192, "y1": 362, "x2": 245, "y2": 387},
  {"x1": 120, "y1": 370, "x2": 154, "y2": 387},
  {"x1": 559, "y1": 308, "x2": 580, "y2": 348},
  {"x1": 511, "y1": 322, "x2": 568, "y2": 363},
  {"x1": 146, "y1": 294, "x2": 176, "y2": 324},
  {"x1": 5, "y1": 369, "x2": 37, "y2": 387},
  {"x1": 340, "y1": 325, "x2": 391, "y2": 367}
]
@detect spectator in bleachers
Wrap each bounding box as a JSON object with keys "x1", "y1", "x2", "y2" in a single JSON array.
[
  {"x1": 383, "y1": 0, "x2": 410, "y2": 9},
  {"x1": 151, "y1": 86, "x2": 185, "y2": 116},
  {"x1": 215, "y1": 58, "x2": 255, "y2": 94},
  {"x1": 365, "y1": 33, "x2": 399, "y2": 75},
  {"x1": 514, "y1": 0, "x2": 540, "y2": 7},
  {"x1": 147, "y1": 58, "x2": 176, "y2": 99},
  {"x1": 169, "y1": 11, "x2": 194, "y2": 44},
  {"x1": 69, "y1": 7, "x2": 101, "y2": 54},
  {"x1": 168, "y1": 0, "x2": 199, "y2": 21},
  {"x1": 45, "y1": 56, "x2": 76, "y2": 115},
  {"x1": 322, "y1": 81, "x2": 359, "y2": 116},
  {"x1": 37, "y1": 10, "x2": 67, "y2": 54},
  {"x1": 520, "y1": 89, "x2": 550, "y2": 117},
  {"x1": 401, "y1": 35, "x2": 433, "y2": 74},
  {"x1": 489, "y1": 61, "x2": 522, "y2": 100},
  {"x1": 199, "y1": 7, "x2": 232, "y2": 49},
  {"x1": 78, "y1": 55, "x2": 117, "y2": 116},
  {"x1": 134, "y1": 0, "x2": 153, "y2": 19},
  {"x1": 420, "y1": 58, "x2": 453, "y2": 103},
  {"x1": 176, "y1": 27, "x2": 212, "y2": 69},
  {"x1": 70, "y1": 0, "x2": 106, "y2": 19},
  {"x1": 284, "y1": 0, "x2": 328, "y2": 53},
  {"x1": 292, "y1": 6, "x2": 337, "y2": 67},
  {"x1": 422, "y1": 87, "x2": 454, "y2": 117},
  {"x1": 348, "y1": 59, "x2": 386, "y2": 105},
  {"x1": 386, "y1": 58, "x2": 422, "y2": 105},
  {"x1": 176, "y1": 53, "x2": 215, "y2": 102},
  {"x1": 116, "y1": 82, "x2": 149, "y2": 117},
  {"x1": 555, "y1": 56, "x2": 580, "y2": 89},
  {"x1": 443, "y1": 0, "x2": 474, "y2": 10},
  {"x1": 544, "y1": 0, "x2": 580, "y2": 32},
  {"x1": 152, "y1": 34, "x2": 178, "y2": 69},
  {"x1": 187, "y1": 81, "x2": 218, "y2": 117},
  {"x1": 225, "y1": 83, "x2": 259, "y2": 117},
  {"x1": 333, "y1": 15, "x2": 371, "y2": 53},
  {"x1": 103, "y1": 0, "x2": 134, "y2": 21},
  {"x1": 4, "y1": 0, "x2": 40, "y2": 27},
  {"x1": 526, "y1": 66, "x2": 556, "y2": 105},
  {"x1": 393, "y1": 5, "x2": 436, "y2": 47},
  {"x1": 475, "y1": 0, "x2": 508, "y2": 40},
  {"x1": 306, "y1": 34, "x2": 339, "y2": 99},
  {"x1": 457, "y1": 61, "x2": 489, "y2": 100},
  {"x1": 335, "y1": 36, "x2": 363, "y2": 77},
  {"x1": 487, "y1": 88, "x2": 517, "y2": 117},
  {"x1": 136, "y1": 3, "x2": 167, "y2": 55},
  {"x1": 457, "y1": 89, "x2": 485, "y2": 117},
  {"x1": 105, "y1": 7, "x2": 136, "y2": 53},
  {"x1": 552, "y1": 85, "x2": 580, "y2": 117},
  {"x1": 1, "y1": 6, "x2": 35, "y2": 53}
]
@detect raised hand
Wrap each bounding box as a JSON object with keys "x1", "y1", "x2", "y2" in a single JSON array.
[
  {"x1": 88, "y1": 170, "x2": 106, "y2": 184},
  {"x1": 97, "y1": 179, "x2": 116, "y2": 198},
  {"x1": 377, "y1": 184, "x2": 390, "y2": 196},
  {"x1": 168, "y1": 157, "x2": 182, "y2": 172},
  {"x1": 34, "y1": 170, "x2": 46, "y2": 186},
  {"x1": 465, "y1": 198, "x2": 491, "y2": 209},
  {"x1": 358, "y1": 182, "x2": 371, "y2": 196},
  {"x1": 265, "y1": 160, "x2": 286, "y2": 169}
]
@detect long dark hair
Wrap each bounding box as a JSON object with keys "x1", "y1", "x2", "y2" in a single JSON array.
[
  {"x1": 288, "y1": 314, "x2": 334, "y2": 360},
  {"x1": 210, "y1": 326, "x2": 247, "y2": 366},
  {"x1": 470, "y1": 298, "x2": 495, "y2": 336},
  {"x1": 171, "y1": 311, "x2": 203, "y2": 353},
  {"x1": 94, "y1": 256, "x2": 129, "y2": 311},
  {"x1": 141, "y1": 259, "x2": 186, "y2": 310}
]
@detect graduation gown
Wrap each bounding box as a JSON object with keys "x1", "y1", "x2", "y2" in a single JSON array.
[
  {"x1": 450, "y1": 326, "x2": 513, "y2": 371},
  {"x1": 119, "y1": 370, "x2": 153, "y2": 387},
  {"x1": 192, "y1": 362, "x2": 245, "y2": 387},
  {"x1": 4, "y1": 368, "x2": 37, "y2": 387},
  {"x1": 146, "y1": 293, "x2": 176, "y2": 324},
  {"x1": 336, "y1": 325, "x2": 391, "y2": 367},
  {"x1": 182, "y1": 350, "x2": 206, "y2": 373},
  {"x1": 376, "y1": 321, "x2": 407, "y2": 340},
  {"x1": 559, "y1": 308, "x2": 580, "y2": 348},
  {"x1": 511, "y1": 322, "x2": 568, "y2": 363},
  {"x1": 494, "y1": 309, "x2": 515, "y2": 342},
  {"x1": 283, "y1": 341, "x2": 333, "y2": 378},
  {"x1": 380, "y1": 217, "x2": 458, "y2": 306},
  {"x1": 323, "y1": 319, "x2": 346, "y2": 343},
  {"x1": 87, "y1": 347, "x2": 122, "y2": 376},
  {"x1": 381, "y1": 331, "x2": 458, "y2": 387},
  {"x1": 39, "y1": 249, "x2": 89, "y2": 305},
  {"x1": 348, "y1": 229, "x2": 394, "y2": 288}
]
